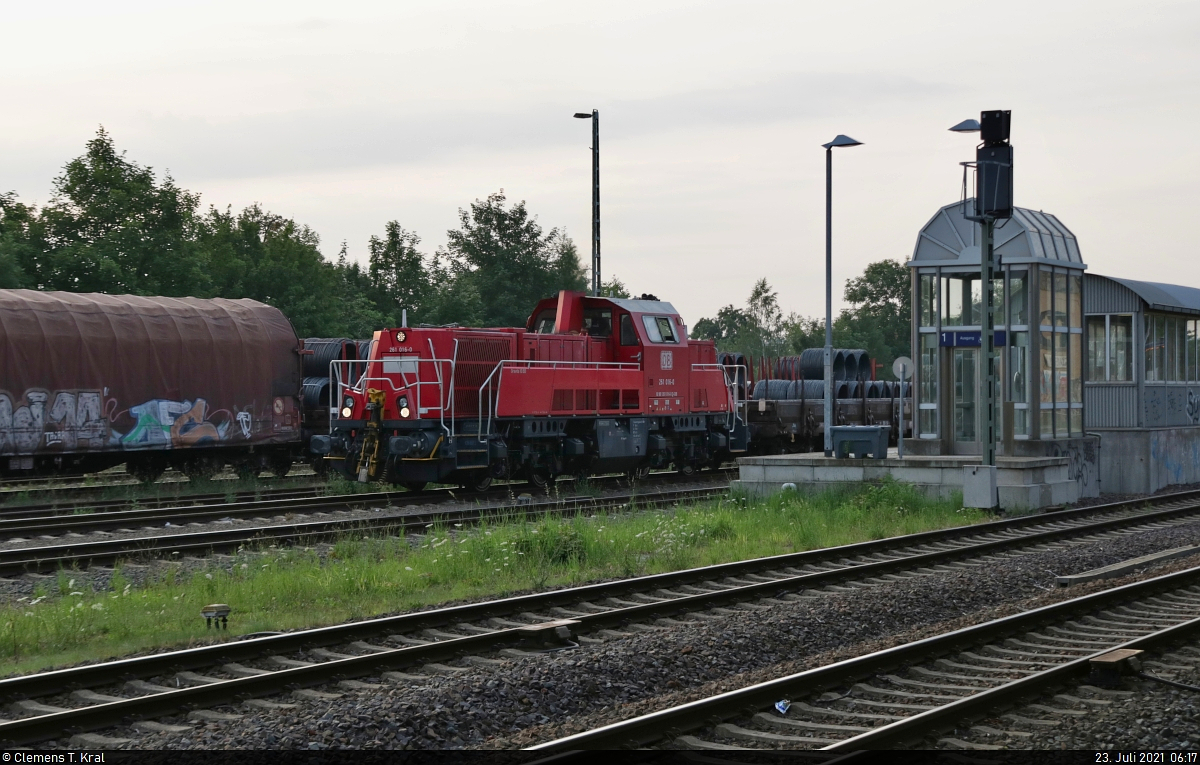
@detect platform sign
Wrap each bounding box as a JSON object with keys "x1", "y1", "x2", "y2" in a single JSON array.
[{"x1": 939, "y1": 330, "x2": 1006, "y2": 347}]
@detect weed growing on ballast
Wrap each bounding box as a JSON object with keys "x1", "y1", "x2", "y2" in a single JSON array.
[{"x1": 0, "y1": 481, "x2": 981, "y2": 675}]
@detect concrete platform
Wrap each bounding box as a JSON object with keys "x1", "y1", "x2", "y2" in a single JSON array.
[{"x1": 733, "y1": 452, "x2": 1079, "y2": 511}]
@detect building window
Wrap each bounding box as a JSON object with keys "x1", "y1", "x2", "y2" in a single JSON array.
[
  {"x1": 1111, "y1": 315, "x2": 1133, "y2": 381},
  {"x1": 1087, "y1": 316, "x2": 1106, "y2": 381},
  {"x1": 1189, "y1": 319, "x2": 1198, "y2": 382}
]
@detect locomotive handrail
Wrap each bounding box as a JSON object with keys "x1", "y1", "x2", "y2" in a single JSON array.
[
  {"x1": 328, "y1": 354, "x2": 456, "y2": 439},
  {"x1": 476, "y1": 359, "x2": 642, "y2": 441},
  {"x1": 692, "y1": 363, "x2": 747, "y2": 431}
]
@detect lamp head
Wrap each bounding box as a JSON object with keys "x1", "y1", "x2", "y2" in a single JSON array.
[
  {"x1": 574, "y1": 112, "x2": 593, "y2": 119},
  {"x1": 822, "y1": 134, "x2": 862, "y2": 149},
  {"x1": 949, "y1": 118, "x2": 982, "y2": 133}
]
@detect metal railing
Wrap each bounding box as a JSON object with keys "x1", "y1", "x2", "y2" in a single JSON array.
[
  {"x1": 329, "y1": 352, "x2": 456, "y2": 438},
  {"x1": 693, "y1": 363, "x2": 747, "y2": 431},
  {"x1": 477, "y1": 359, "x2": 640, "y2": 440}
]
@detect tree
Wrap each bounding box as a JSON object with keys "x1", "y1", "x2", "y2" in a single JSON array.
[
  {"x1": 0, "y1": 192, "x2": 36, "y2": 289},
  {"x1": 33, "y1": 127, "x2": 209, "y2": 296},
  {"x1": 367, "y1": 222, "x2": 433, "y2": 325},
  {"x1": 601, "y1": 275, "x2": 630, "y2": 298},
  {"x1": 196, "y1": 204, "x2": 346, "y2": 337},
  {"x1": 438, "y1": 190, "x2": 584, "y2": 327},
  {"x1": 837, "y1": 259, "x2": 910, "y2": 377}
]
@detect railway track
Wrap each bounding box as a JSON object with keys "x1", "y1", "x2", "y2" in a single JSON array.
[
  {"x1": 0, "y1": 484, "x2": 330, "y2": 519},
  {"x1": 529, "y1": 564, "x2": 1200, "y2": 751},
  {"x1": 0, "y1": 468, "x2": 732, "y2": 521},
  {"x1": 3, "y1": 491, "x2": 1200, "y2": 746},
  {"x1": 0, "y1": 483, "x2": 732, "y2": 576}
]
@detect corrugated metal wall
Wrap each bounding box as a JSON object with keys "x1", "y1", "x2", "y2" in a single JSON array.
[
  {"x1": 1085, "y1": 385, "x2": 1138, "y2": 428},
  {"x1": 1085, "y1": 274, "x2": 1140, "y2": 314}
]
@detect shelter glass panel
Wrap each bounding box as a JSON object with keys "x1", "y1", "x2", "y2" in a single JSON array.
[
  {"x1": 1056, "y1": 407, "x2": 1068, "y2": 438},
  {"x1": 942, "y1": 276, "x2": 981, "y2": 327},
  {"x1": 1040, "y1": 331, "x2": 1054, "y2": 404},
  {"x1": 1155, "y1": 315, "x2": 1167, "y2": 382},
  {"x1": 1054, "y1": 272, "x2": 1068, "y2": 328},
  {"x1": 1010, "y1": 331, "x2": 1029, "y2": 404},
  {"x1": 919, "y1": 333, "x2": 938, "y2": 437},
  {"x1": 1041, "y1": 408, "x2": 1053, "y2": 439},
  {"x1": 1070, "y1": 407, "x2": 1082, "y2": 436},
  {"x1": 1068, "y1": 274, "x2": 1082, "y2": 328},
  {"x1": 1055, "y1": 332, "x2": 1069, "y2": 405},
  {"x1": 992, "y1": 278, "x2": 1004, "y2": 327},
  {"x1": 919, "y1": 274, "x2": 936, "y2": 327},
  {"x1": 953, "y1": 349, "x2": 976, "y2": 442},
  {"x1": 1039, "y1": 269, "x2": 1053, "y2": 328},
  {"x1": 1087, "y1": 317, "x2": 1106, "y2": 381},
  {"x1": 1009, "y1": 273, "x2": 1028, "y2": 326},
  {"x1": 1111, "y1": 315, "x2": 1133, "y2": 382}
]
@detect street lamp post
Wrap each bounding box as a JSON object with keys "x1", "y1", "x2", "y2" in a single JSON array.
[
  {"x1": 574, "y1": 110, "x2": 600, "y2": 296},
  {"x1": 821, "y1": 134, "x2": 862, "y2": 456}
]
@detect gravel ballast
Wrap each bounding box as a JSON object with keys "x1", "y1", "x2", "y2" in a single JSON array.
[{"x1": 51, "y1": 517, "x2": 1200, "y2": 750}]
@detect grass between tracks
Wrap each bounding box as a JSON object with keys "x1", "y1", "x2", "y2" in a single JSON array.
[{"x1": 0, "y1": 481, "x2": 983, "y2": 676}]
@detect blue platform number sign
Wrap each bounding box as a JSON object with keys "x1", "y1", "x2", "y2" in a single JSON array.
[{"x1": 940, "y1": 331, "x2": 1006, "y2": 347}]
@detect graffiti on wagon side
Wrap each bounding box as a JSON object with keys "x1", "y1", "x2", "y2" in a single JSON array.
[{"x1": 0, "y1": 388, "x2": 260, "y2": 455}]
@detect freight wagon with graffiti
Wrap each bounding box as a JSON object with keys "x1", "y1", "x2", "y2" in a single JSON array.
[{"x1": 0, "y1": 290, "x2": 304, "y2": 481}]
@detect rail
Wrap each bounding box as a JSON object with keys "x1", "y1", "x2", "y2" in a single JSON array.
[{"x1": 6, "y1": 491, "x2": 1200, "y2": 745}]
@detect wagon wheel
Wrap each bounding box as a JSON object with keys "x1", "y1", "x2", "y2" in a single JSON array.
[
  {"x1": 676, "y1": 462, "x2": 696, "y2": 477},
  {"x1": 126, "y1": 455, "x2": 167, "y2": 484},
  {"x1": 402, "y1": 482, "x2": 428, "y2": 493},
  {"x1": 627, "y1": 464, "x2": 651, "y2": 482},
  {"x1": 182, "y1": 456, "x2": 220, "y2": 482},
  {"x1": 267, "y1": 452, "x2": 292, "y2": 479},
  {"x1": 234, "y1": 460, "x2": 261, "y2": 481}
]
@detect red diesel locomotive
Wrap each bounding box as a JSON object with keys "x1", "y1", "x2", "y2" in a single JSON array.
[{"x1": 311, "y1": 291, "x2": 748, "y2": 489}]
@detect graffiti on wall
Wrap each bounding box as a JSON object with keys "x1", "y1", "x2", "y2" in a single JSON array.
[
  {"x1": 1188, "y1": 389, "x2": 1200, "y2": 426},
  {"x1": 1048, "y1": 438, "x2": 1098, "y2": 495},
  {"x1": 0, "y1": 388, "x2": 257, "y2": 455}
]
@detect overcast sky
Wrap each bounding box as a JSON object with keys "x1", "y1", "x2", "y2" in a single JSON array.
[{"x1": 3, "y1": 0, "x2": 1198, "y2": 324}]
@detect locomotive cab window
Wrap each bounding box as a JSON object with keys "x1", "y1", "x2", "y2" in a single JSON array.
[
  {"x1": 583, "y1": 308, "x2": 613, "y2": 337},
  {"x1": 533, "y1": 310, "x2": 555, "y2": 334},
  {"x1": 642, "y1": 315, "x2": 677, "y2": 343},
  {"x1": 619, "y1": 314, "x2": 639, "y2": 346}
]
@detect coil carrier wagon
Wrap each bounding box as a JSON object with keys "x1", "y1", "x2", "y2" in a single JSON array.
[{"x1": 312, "y1": 291, "x2": 748, "y2": 489}]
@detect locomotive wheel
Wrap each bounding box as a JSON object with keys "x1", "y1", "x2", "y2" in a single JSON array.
[
  {"x1": 528, "y1": 466, "x2": 553, "y2": 490},
  {"x1": 461, "y1": 473, "x2": 493, "y2": 492},
  {"x1": 402, "y1": 482, "x2": 428, "y2": 493},
  {"x1": 677, "y1": 463, "x2": 696, "y2": 477}
]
